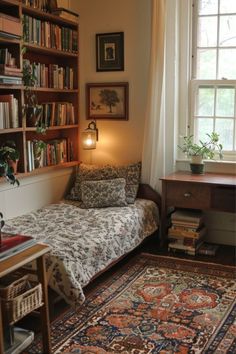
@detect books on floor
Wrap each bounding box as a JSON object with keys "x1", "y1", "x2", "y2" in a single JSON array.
[
  {"x1": 0, "y1": 233, "x2": 36, "y2": 261},
  {"x1": 168, "y1": 209, "x2": 206, "y2": 256},
  {"x1": 197, "y1": 243, "x2": 219, "y2": 256}
]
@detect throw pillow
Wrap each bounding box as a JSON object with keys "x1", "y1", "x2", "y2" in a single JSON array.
[
  {"x1": 81, "y1": 178, "x2": 127, "y2": 208},
  {"x1": 67, "y1": 161, "x2": 141, "y2": 204}
]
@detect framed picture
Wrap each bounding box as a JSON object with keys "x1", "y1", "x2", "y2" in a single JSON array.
[
  {"x1": 86, "y1": 82, "x2": 129, "y2": 120},
  {"x1": 96, "y1": 32, "x2": 124, "y2": 72}
]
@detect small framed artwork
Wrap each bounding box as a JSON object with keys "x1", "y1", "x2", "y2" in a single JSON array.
[
  {"x1": 96, "y1": 32, "x2": 124, "y2": 72},
  {"x1": 86, "y1": 82, "x2": 129, "y2": 120}
]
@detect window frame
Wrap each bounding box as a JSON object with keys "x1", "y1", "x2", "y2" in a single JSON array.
[{"x1": 189, "y1": 0, "x2": 236, "y2": 161}]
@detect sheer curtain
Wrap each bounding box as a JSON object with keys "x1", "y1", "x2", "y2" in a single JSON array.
[{"x1": 141, "y1": 0, "x2": 180, "y2": 192}]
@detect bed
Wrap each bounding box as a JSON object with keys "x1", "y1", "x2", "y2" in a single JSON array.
[{"x1": 3, "y1": 163, "x2": 160, "y2": 307}]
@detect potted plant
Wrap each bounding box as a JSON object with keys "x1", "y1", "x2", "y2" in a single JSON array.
[
  {"x1": 178, "y1": 132, "x2": 223, "y2": 174},
  {"x1": 0, "y1": 140, "x2": 20, "y2": 185},
  {"x1": 22, "y1": 58, "x2": 45, "y2": 134}
]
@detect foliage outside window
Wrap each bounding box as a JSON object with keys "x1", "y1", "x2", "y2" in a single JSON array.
[{"x1": 191, "y1": 0, "x2": 236, "y2": 159}]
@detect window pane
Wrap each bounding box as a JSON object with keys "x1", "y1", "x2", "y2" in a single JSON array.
[
  {"x1": 197, "y1": 87, "x2": 215, "y2": 116},
  {"x1": 215, "y1": 119, "x2": 234, "y2": 149},
  {"x1": 199, "y1": 0, "x2": 218, "y2": 15},
  {"x1": 197, "y1": 49, "x2": 216, "y2": 78},
  {"x1": 220, "y1": 0, "x2": 236, "y2": 13},
  {"x1": 219, "y1": 15, "x2": 236, "y2": 46},
  {"x1": 198, "y1": 16, "x2": 217, "y2": 46},
  {"x1": 218, "y1": 49, "x2": 236, "y2": 78},
  {"x1": 216, "y1": 87, "x2": 235, "y2": 116},
  {"x1": 194, "y1": 118, "x2": 214, "y2": 142}
]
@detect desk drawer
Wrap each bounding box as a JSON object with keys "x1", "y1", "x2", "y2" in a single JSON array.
[{"x1": 166, "y1": 182, "x2": 211, "y2": 209}]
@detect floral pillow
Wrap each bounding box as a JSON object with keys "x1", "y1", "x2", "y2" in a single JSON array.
[
  {"x1": 67, "y1": 161, "x2": 141, "y2": 204},
  {"x1": 81, "y1": 178, "x2": 127, "y2": 208}
]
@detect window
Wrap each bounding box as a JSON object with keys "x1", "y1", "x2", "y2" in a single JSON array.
[{"x1": 191, "y1": 0, "x2": 236, "y2": 158}]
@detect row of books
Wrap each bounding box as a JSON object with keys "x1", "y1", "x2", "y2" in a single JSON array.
[
  {"x1": 40, "y1": 102, "x2": 75, "y2": 127},
  {"x1": 23, "y1": 15, "x2": 78, "y2": 53},
  {"x1": 22, "y1": 0, "x2": 52, "y2": 12},
  {"x1": 27, "y1": 138, "x2": 69, "y2": 171},
  {"x1": 0, "y1": 49, "x2": 17, "y2": 68},
  {"x1": 0, "y1": 95, "x2": 19, "y2": 129},
  {"x1": 23, "y1": 60, "x2": 74, "y2": 89},
  {"x1": 168, "y1": 209, "x2": 206, "y2": 256}
]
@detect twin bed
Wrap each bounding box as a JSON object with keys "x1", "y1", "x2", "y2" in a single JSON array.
[{"x1": 4, "y1": 163, "x2": 161, "y2": 307}]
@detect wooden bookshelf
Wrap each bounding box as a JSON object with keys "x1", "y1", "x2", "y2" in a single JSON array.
[{"x1": 0, "y1": 0, "x2": 79, "y2": 176}]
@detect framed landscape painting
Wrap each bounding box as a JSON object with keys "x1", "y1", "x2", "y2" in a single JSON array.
[
  {"x1": 96, "y1": 32, "x2": 124, "y2": 71},
  {"x1": 86, "y1": 82, "x2": 129, "y2": 120}
]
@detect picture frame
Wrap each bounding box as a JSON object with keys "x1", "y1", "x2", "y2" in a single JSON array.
[
  {"x1": 86, "y1": 82, "x2": 129, "y2": 120},
  {"x1": 96, "y1": 32, "x2": 124, "y2": 72}
]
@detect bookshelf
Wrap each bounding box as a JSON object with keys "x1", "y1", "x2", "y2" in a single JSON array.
[{"x1": 0, "y1": 0, "x2": 79, "y2": 179}]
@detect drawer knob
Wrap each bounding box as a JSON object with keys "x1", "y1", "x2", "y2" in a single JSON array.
[{"x1": 184, "y1": 192, "x2": 192, "y2": 198}]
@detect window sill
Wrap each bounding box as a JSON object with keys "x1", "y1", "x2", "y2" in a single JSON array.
[{"x1": 175, "y1": 159, "x2": 236, "y2": 174}]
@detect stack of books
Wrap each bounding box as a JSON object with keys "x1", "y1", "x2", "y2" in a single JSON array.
[
  {"x1": 0, "y1": 94, "x2": 19, "y2": 128},
  {"x1": 168, "y1": 209, "x2": 206, "y2": 256},
  {"x1": 0, "y1": 233, "x2": 36, "y2": 261}
]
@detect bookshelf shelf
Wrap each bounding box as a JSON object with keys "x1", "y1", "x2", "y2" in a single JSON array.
[
  {"x1": 22, "y1": 5, "x2": 78, "y2": 27},
  {"x1": 0, "y1": 1, "x2": 79, "y2": 178},
  {"x1": 0, "y1": 128, "x2": 23, "y2": 134},
  {"x1": 23, "y1": 43, "x2": 78, "y2": 58},
  {"x1": 0, "y1": 37, "x2": 21, "y2": 45}
]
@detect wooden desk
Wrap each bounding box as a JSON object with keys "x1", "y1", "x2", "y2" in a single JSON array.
[
  {"x1": 0, "y1": 244, "x2": 51, "y2": 354},
  {"x1": 160, "y1": 171, "x2": 236, "y2": 244}
]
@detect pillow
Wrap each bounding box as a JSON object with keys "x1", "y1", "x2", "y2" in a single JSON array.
[
  {"x1": 81, "y1": 178, "x2": 127, "y2": 208},
  {"x1": 67, "y1": 161, "x2": 141, "y2": 204}
]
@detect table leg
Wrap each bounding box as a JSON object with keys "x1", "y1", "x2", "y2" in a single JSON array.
[{"x1": 36, "y1": 255, "x2": 51, "y2": 354}]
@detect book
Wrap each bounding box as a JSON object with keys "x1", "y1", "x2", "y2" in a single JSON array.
[
  {"x1": 168, "y1": 226, "x2": 207, "y2": 239},
  {"x1": 168, "y1": 240, "x2": 204, "y2": 256},
  {"x1": 52, "y1": 7, "x2": 79, "y2": 22},
  {"x1": 171, "y1": 209, "x2": 203, "y2": 223},
  {"x1": 0, "y1": 233, "x2": 36, "y2": 261},
  {"x1": 197, "y1": 243, "x2": 220, "y2": 256}
]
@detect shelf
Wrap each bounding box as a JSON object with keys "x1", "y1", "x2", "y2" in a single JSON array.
[
  {"x1": 22, "y1": 5, "x2": 78, "y2": 28},
  {"x1": 0, "y1": 37, "x2": 21, "y2": 45},
  {"x1": 4, "y1": 327, "x2": 34, "y2": 354},
  {"x1": 0, "y1": 128, "x2": 23, "y2": 134},
  {"x1": 25, "y1": 125, "x2": 78, "y2": 131},
  {"x1": 0, "y1": 85, "x2": 23, "y2": 90},
  {"x1": 26, "y1": 87, "x2": 78, "y2": 93},
  {"x1": 22, "y1": 161, "x2": 78, "y2": 176},
  {"x1": 23, "y1": 43, "x2": 78, "y2": 58}
]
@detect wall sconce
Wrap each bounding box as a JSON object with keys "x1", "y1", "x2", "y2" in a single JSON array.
[{"x1": 82, "y1": 121, "x2": 98, "y2": 150}]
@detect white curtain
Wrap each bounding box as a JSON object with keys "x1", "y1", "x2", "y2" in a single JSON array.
[{"x1": 141, "y1": 0, "x2": 180, "y2": 192}]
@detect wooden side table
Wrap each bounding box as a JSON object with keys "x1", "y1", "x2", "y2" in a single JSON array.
[
  {"x1": 0, "y1": 244, "x2": 51, "y2": 354},
  {"x1": 160, "y1": 171, "x2": 236, "y2": 245}
]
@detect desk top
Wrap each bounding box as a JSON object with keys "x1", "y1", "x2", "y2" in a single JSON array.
[
  {"x1": 160, "y1": 171, "x2": 236, "y2": 186},
  {"x1": 0, "y1": 244, "x2": 50, "y2": 278}
]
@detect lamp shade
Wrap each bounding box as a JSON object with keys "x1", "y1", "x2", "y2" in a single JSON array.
[{"x1": 82, "y1": 130, "x2": 96, "y2": 149}]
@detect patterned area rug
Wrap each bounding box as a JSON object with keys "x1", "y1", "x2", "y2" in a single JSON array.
[{"x1": 26, "y1": 254, "x2": 236, "y2": 353}]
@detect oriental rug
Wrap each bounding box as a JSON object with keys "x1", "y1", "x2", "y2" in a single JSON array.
[{"x1": 25, "y1": 254, "x2": 236, "y2": 353}]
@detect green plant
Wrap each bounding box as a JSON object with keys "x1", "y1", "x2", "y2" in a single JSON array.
[
  {"x1": 0, "y1": 141, "x2": 20, "y2": 185},
  {"x1": 178, "y1": 132, "x2": 223, "y2": 160},
  {"x1": 22, "y1": 57, "x2": 45, "y2": 134}
]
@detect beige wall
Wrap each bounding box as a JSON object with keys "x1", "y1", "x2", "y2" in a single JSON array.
[{"x1": 70, "y1": 0, "x2": 152, "y2": 165}]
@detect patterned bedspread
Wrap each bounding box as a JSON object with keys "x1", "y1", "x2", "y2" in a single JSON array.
[{"x1": 4, "y1": 199, "x2": 159, "y2": 306}]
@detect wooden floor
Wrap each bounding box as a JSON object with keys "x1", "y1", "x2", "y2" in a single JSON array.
[{"x1": 143, "y1": 233, "x2": 236, "y2": 266}]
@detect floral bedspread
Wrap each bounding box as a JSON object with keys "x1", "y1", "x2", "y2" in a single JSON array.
[{"x1": 4, "y1": 199, "x2": 159, "y2": 307}]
